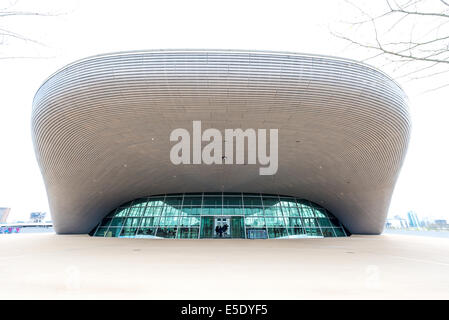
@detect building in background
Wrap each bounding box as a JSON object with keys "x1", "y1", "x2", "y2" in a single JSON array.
[
  {"x1": 29, "y1": 212, "x2": 46, "y2": 223},
  {"x1": 0, "y1": 222, "x2": 53, "y2": 234},
  {"x1": 385, "y1": 215, "x2": 409, "y2": 229},
  {"x1": 0, "y1": 211, "x2": 53, "y2": 234},
  {"x1": 0, "y1": 208, "x2": 11, "y2": 223},
  {"x1": 420, "y1": 217, "x2": 433, "y2": 227},
  {"x1": 385, "y1": 215, "x2": 449, "y2": 232},
  {"x1": 434, "y1": 220, "x2": 448, "y2": 229},
  {"x1": 407, "y1": 211, "x2": 420, "y2": 228}
]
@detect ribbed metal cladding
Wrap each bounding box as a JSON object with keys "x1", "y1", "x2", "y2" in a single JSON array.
[{"x1": 32, "y1": 49, "x2": 411, "y2": 235}]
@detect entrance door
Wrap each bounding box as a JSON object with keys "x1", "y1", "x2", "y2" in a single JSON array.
[
  {"x1": 214, "y1": 217, "x2": 230, "y2": 238},
  {"x1": 200, "y1": 216, "x2": 245, "y2": 239}
]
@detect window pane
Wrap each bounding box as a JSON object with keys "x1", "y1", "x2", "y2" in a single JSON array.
[
  {"x1": 222, "y1": 207, "x2": 242, "y2": 215},
  {"x1": 329, "y1": 218, "x2": 341, "y2": 228},
  {"x1": 313, "y1": 207, "x2": 327, "y2": 218},
  {"x1": 264, "y1": 206, "x2": 283, "y2": 217},
  {"x1": 245, "y1": 216, "x2": 266, "y2": 227},
  {"x1": 305, "y1": 228, "x2": 322, "y2": 237},
  {"x1": 288, "y1": 227, "x2": 305, "y2": 236},
  {"x1": 244, "y1": 207, "x2": 264, "y2": 216},
  {"x1": 180, "y1": 216, "x2": 200, "y2": 227},
  {"x1": 286, "y1": 217, "x2": 302, "y2": 227},
  {"x1": 200, "y1": 217, "x2": 214, "y2": 238},
  {"x1": 131, "y1": 199, "x2": 148, "y2": 207},
  {"x1": 262, "y1": 197, "x2": 279, "y2": 207},
  {"x1": 94, "y1": 227, "x2": 108, "y2": 236},
  {"x1": 141, "y1": 206, "x2": 158, "y2": 217},
  {"x1": 243, "y1": 197, "x2": 262, "y2": 206},
  {"x1": 120, "y1": 227, "x2": 137, "y2": 237},
  {"x1": 182, "y1": 197, "x2": 202, "y2": 206},
  {"x1": 284, "y1": 207, "x2": 300, "y2": 217},
  {"x1": 177, "y1": 227, "x2": 199, "y2": 239},
  {"x1": 115, "y1": 208, "x2": 129, "y2": 217},
  {"x1": 265, "y1": 217, "x2": 286, "y2": 227},
  {"x1": 124, "y1": 217, "x2": 141, "y2": 227},
  {"x1": 107, "y1": 227, "x2": 122, "y2": 237},
  {"x1": 147, "y1": 197, "x2": 165, "y2": 207},
  {"x1": 279, "y1": 198, "x2": 296, "y2": 207},
  {"x1": 129, "y1": 207, "x2": 144, "y2": 217},
  {"x1": 181, "y1": 206, "x2": 201, "y2": 216},
  {"x1": 136, "y1": 228, "x2": 157, "y2": 238},
  {"x1": 303, "y1": 218, "x2": 318, "y2": 228},
  {"x1": 318, "y1": 218, "x2": 332, "y2": 227},
  {"x1": 159, "y1": 216, "x2": 179, "y2": 226},
  {"x1": 100, "y1": 218, "x2": 112, "y2": 227},
  {"x1": 334, "y1": 228, "x2": 346, "y2": 237},
  {"x1": 321, "y1": 228, "x2": 336, "y2": 237},
  {"x1": 223, "y1": 197, "x2": 242, "y2": 206},
  {"x1": 267, "y1": 227, "x2": 288, "y2": 238},
  {"x1": 246, "y1": 228, "x2": 268, "y2": 239},
  {"x1": 203, "y1": 196, "x2": 222, "y2": 206},
  {"x1": 156, "y1": 227, "x2": 177, "y2": 238},
  {"x1": 163, "y1": 206, "x2": 182, "y2": 216},
  {"x1": 140, "y1": 217, "x2": 158, "y2": 227},
  {"x1": 202, "y1": 207, "x2": 222, "y2": 215},
  {"x1": 299, "y1": 206, "x2": 314, "y2": 217},
  {"x1": 165, "y1": 197, "x2": 183, "y2": 206},
  {"x1": 230, "y1": 217, "x2": 244, "y2": 238},
  {"x1": 110, "y1": 217, "x2": 125, "y2": 227}
]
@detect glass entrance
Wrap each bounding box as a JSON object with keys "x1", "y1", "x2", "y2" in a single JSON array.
[
  {"x1": 230, "y1": 216, "x2": 244, "y2": 238},
  {"x1": 200, "y1": 216, "x2": 244, "y2": 239},
  {"x1": 93, "y1": 193, "x2": 349, "y2": 239},
  {"x1": 247, "y1": 228, "x2": 268, "y2": 239},
  {"x1": 214, "y1": 217, "x2": 230, "y2": 238}
]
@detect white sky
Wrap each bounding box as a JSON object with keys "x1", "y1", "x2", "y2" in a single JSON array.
[{"x1": 0, "y1": 0, "x2": 448, "y2": 222}]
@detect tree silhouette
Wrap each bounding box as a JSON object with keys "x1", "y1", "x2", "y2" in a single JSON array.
[{"x1": 332, "y1": 0, "x2": 449, "y2": 91}]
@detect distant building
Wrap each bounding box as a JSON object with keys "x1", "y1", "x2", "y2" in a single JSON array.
[
  {"x1": 29, "y1": 212, "x2": 46, "y2": 223},
  {"x1": 420, "y1": 217, "x2": 432, "y2": 227},
  {"x1": 0, "y1": 222, "x2": 53, "y2": 234},
  {"x1": 385, "y1": 215, "x2": 409, "y2": 229},
  {"x1": 407, "y1": 211, "x2": 420, "y2": 228},
  {"x1": 434, "y1": 220, "x2": 448, "y2": 227},
  {"x1": 0, "y1": 207, "x2": 11, "y2": 223}
]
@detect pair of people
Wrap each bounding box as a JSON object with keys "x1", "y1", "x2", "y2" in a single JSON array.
[{"x1": 215, "y1": 224, "x2": 228, "y2": 237}]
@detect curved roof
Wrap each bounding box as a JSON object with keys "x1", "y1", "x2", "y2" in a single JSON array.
[{"x1": 32, "y1": 49, "x2": 411, "y2": 234}]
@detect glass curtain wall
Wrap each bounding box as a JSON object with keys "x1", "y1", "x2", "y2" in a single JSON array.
[{"x1": 92, "y1": 193, "x2": 348, "y2": 239}]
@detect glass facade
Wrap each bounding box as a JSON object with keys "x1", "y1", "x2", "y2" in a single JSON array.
[{"x1": 92, "y1": 193, "x2": 348, "y2": 239}]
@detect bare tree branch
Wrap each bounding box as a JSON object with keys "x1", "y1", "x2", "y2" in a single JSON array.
[
  {"x1": 0, "y1": 2, "x2": 61, "y2": 59},
  {"x1": 386, "y1": 0, "x2": 449, "y2": 18},
  {"x1": 331, "y1": 0, "x2": 449, "y2": 90},
  {"x1": 331, "y1": 30, "x2": 449, "y2": 64},
  {"x1": 0, "y1": 27, "x2": 48, "y2": 46},
  {"x1": 0, "y1": 11, "x2": 55, "y2": 17}
]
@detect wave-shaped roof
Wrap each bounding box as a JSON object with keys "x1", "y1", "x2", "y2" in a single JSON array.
[{"x1": 32, "y1": 50, "x2": 411, "y2": 234}]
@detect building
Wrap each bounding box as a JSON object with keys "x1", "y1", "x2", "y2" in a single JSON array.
[
  {"x1": 31, "y1": 50, "x2": 411, "y2": 239},
  {"x1": 29, "y1": 212, "x2": 46, "y2": 223},
  {"x1": 0, "y1": 207, "x2": 11, "y2": 224},
  {"x1": 385, "y1": 216, "x2": 409, "y2": 229},
  {"x1": 0, "y1": 222, "x2": 53, "y2": 234},
  {"x1": 420, "y1": 217, "x2": 432, "y2": 227},
  {"x1": 434, "y1": 220, "x2": 448, "y2": 228},
  {"x1": 407, "y1": 211, "x2": 420, "y2": 228}
]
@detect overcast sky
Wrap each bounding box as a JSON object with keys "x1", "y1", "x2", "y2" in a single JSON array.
[{"x1": 0, "y1": 0, "x2": 448, "y2": 222}]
